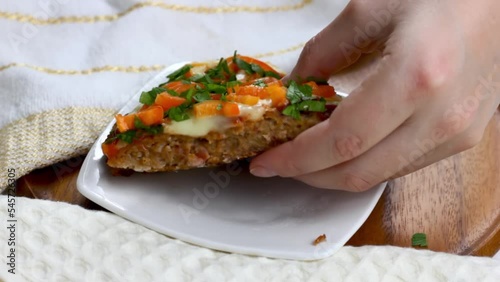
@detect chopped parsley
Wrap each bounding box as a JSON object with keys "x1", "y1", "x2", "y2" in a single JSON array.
[
  {"x1": 180, "y1": 88, "x2": 195, "y2": 102},
  {"x1": 296, "y1": 99, "x2": 327, "y2": 112},
  {"x1": 282, "y1": 100, "x2": 326, "y2": 119},
  {"x1": 187, "y1": 57, "x2": 237, "y2": 85},
  {"x1": 167, "y1": 105, "x2": 190, "y2": 122},
  {"x1": 253, "y1": 79, "x2": 267, "y2": 87},
  {"x1": 411, "y1": 233, "x2": 428, "y2": 247},
  {"x1": 233, "y1": 51, "x2": 281, "y2": 79},
  {"x1": 221, "y1": 58, "x2": 232, "y2": 75},
  {"x1": 264, "y1": 71, "x2": 282, "y2": 79},
  {"x1": 205, "y1": 57, "x2": 234, "y2": 81},
  {"x1": 220, "y1": 93, "x2": 228, "y2": 101},
  {"x1": 226, "y1": 80, "x2": 241, "y2": 88},
  {"x1": 282, "y1": 104, "x2": 300, "y2": 119},
  {"x1": 286, "y1": 81, "x2": 312, "y2": 104},
  {"x1": 139, "y1": 87, "x2": 166, "y2": 105},
  {"x1": 206, "y1": 83, "x2": 227, "y2": 94},
  {"x1": 233, "y1": 51, "x2": 252, "y2": 74},
  {"x1": 117, "y1": 131, "x2": 136, "y2": 143},
  {"x1": 165, "y1": 89, "x2": 179, "y2": 97},
  {"x1": 282, "y1": 81, "x2": 326, "y2": 119},
  {"x1": 189, "y1": 73, "x2": 205, "y2": 82},
  {"x1": 191, "y1": 74, "x2": 214, "y2": 84},
  {"x1": 134, "y1": 117, "x2": 163, "y2": 135},
  {"x1": 193, "y1": 91, "x2": 211, "y2": 102},
  {"x1": 107, "y1": 119, "x2": 162, "y2": 144},
  {"x1": 250, "y1": 63, "x2": 265, "y2": 76},
  {"x1": 106, "y1": 130, "x2": 137, "y2": 144},
  {"x1": 167, "y1": 65, "x2": 192, "y2": 81},
  {"x1": 109, "y1": 51, "x2": 337, "y2": 146}
]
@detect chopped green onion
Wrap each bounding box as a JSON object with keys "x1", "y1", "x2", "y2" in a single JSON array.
[
  {"x1": 139, "y1": 87, "x2": 165, "y2": 105},
  {"x1": 411, "y1": 233, "x2": 428, "y2": 247},
  {"x1": 167, "y1": 65, "x2": 192, "y2": 81}
]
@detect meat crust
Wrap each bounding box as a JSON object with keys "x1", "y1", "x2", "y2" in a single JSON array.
[{"x1": 106, "y1": 109, "x2": 330, "y2": 172}]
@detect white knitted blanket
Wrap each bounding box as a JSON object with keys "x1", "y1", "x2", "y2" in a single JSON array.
[{"x1": 1, "y1": 196, "x2": 499, "y2": 282}]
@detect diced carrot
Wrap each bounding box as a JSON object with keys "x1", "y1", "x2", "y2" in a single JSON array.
[
  {"x1": 225, "y1": 94, "x2": 236, "y2": 100},
  {"x1": 304, "y1": 81, "x2": 319, "y2": 93},
  {"x1": 154, "y1": 92, "x2": 186, "y2": 111},
  {"x1": 222, "y1": 102, "x2": 240, "y2": 117},
  {"x1": 193, "y1": 101, "x2": 240, "y2": 118},
  {"x1": 235, "y1": 85, "x2": 269, "y2": 99},
  {"x1": 237, "y1": 95, "x2": 260, "y2": 106},
  {"x1": 163, "y1": 81, "x2": 198, "y2": 93},
  {"x1": 241, "y1": 56, "x2": 277, "y2": 72},
  {"x1": 227, "y1": 58, "x2": 239, "y2": 73},
  {"x1": 115, "y1": 106, "x2": 164, "y2": 133},
  {"x1": 304, "y1": 81, "x2": 336, "y2": 98},
  {"x1": 315, "y1": 85, "x2": 336, "y2": 98},
  {"x1": 227, "y1": 94, "x2": 260, "y2": 106},
  {"x1": 210, "y1": 94, "x2": 222, "y2": 100},
  {"x1": 102, "y1": 142, "x2": 119, "y2": 159},
  {"x1": 137, "y1": 105, "x2": 164, "y2": 126},
  {"x1": 266, "y1": 85, "x2": 288, "y2": 107},
  {"x1": 193, "y1": 100, "x2": 223, "y2": 118},
  {"x1": 227, "y1": 86, "x2": 239, "y2": 95},
  {"x1": 115, "y1": 114, "x2": 136, "y2": 133}
]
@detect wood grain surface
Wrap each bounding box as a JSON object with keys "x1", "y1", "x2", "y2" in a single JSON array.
[{"x1": 11, "y1": 110, "x2": 500, "y2": 257}]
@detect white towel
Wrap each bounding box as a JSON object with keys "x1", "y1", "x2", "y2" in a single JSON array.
[{"x1": 0, "y1": 196, "x2": 499, "y2": 282}]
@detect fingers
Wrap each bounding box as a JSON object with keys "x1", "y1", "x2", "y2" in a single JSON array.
[
  {"x1": 292, "y1": 116, "x2": 438, "y2": 191},
  {"x1": 251, "y1": 56, "x2": 414, "y2": 178},
  {"x1": 250, "y1": 2, "x2": 401, "y2": 179},
  {"x1": 293, "y1": 95, "x2": 496, "y2": 191},
  {"x1": 286, "y1": 1, "x2": 394, "y2": 81}
]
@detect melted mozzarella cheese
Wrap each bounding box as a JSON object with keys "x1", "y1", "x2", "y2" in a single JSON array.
[
  {"x1": 190, "y1": 64, "x2": 208, "y2": 76},
  {"x1": 322, "y1": 95, "x2": 343, "y2": 105},
  {"x1": 164, "y1": 116, "x2": 233, "y2": 137},
  {"x1": 236, "y1": 73, "x2": 247, "y2": 81},
  {"x1": 238, "y1": 99, "x2": 272, "y2": 121},
  {"x1": 163, "y1": 99, "x2": 273, "y2": 137}
]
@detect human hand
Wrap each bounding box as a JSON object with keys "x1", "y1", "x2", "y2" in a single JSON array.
[{"x1": 250, "y1": 0, "x2": 500, "y2": 191}]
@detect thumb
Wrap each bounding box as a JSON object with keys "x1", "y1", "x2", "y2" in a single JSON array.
[{"x1": 286, "y1": 2, "x2": 394, "y2": 82}]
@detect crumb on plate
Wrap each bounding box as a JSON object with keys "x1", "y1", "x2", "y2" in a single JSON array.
[{"x1": 313, "y1": 234, "x2": 327, "y2": 246}]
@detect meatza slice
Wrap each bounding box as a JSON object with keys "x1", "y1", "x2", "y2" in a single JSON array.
[{"x1": 101, "y1": 54, "x2": 341, "y2": 173}]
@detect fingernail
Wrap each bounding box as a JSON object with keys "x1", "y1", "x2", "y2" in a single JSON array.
[{"x1": 250, "y1": 166, "x2": 277, "y2": 178}]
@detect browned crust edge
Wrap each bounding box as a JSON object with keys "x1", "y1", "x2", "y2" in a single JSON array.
[{"x1": 105, "y1": 109, "x2": 333, "y2": 172}]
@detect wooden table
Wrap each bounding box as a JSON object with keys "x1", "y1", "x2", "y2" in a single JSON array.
[{"x1": 12, "y1": 110, "x2": 500, "y2": 257}]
